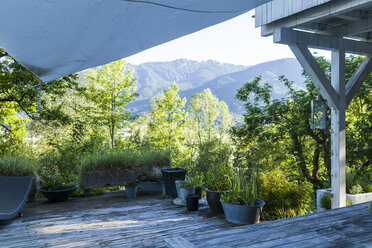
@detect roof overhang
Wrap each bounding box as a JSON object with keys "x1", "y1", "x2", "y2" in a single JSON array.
[{"x1": 255, "y1": 0, "x2": 372, "y2": 42}]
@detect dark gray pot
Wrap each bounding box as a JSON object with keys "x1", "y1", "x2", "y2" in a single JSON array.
[
  {"x1": 206, "y1": 188, "x2": 227, "y2": 215},
  {"x1": 38, "y1": 185, "x2": 79, "y2": 202},
  {"x1": 140, "y1": 181, "x2": 165, "y2": 195},
  {"x1": 125, "y1": 186, "x2": 137, "y2": 199},
  {"x1": 221, "y1": 199, "x2": 265, "y2": 224}
]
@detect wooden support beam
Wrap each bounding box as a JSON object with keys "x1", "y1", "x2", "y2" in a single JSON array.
[
  {"x1": 331, "y1": 49, "x2": 346, "y2": 209},
  {"x1": 345, "y1": 56, "x2": 372, "y2": 107},
  {"x1": 288, "y1": 43, "x2": 339, "y2": 109},
  {"x1": 274, "y1": 28, "x2": 372, "y2": 55}
]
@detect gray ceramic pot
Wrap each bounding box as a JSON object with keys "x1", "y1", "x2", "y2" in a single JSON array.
[
  {"x1": 179, "y1": 187, "x2": 195, "y2": 204},
  {"x1": 221, "y1": 199, "x2": 265, "y2": 224}
]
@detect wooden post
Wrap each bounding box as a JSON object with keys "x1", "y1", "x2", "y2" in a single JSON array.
[{"x1": 331, "y1": 49, "x2": 346, "y2": 208}]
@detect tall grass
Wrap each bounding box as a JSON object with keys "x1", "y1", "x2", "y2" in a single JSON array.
[
  {"x1": 0, "y1": 155, "x2": 36, "y2": 176},
  {"x1": 81, "y1": 148, "x2": 170, "y2": 174}
]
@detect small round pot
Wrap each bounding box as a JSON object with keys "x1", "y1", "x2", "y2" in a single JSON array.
[
  {"x1": 179, "y1": 187, "x2": 195, "y2": 204},
  {"x1": 187, "y1": 194, "x2": 199, "y2": 211},
  {"x1": 125, "y1": 186, "x2": 137, "y2": 199},
  {"x1": 38, "y1": 185, "x2": 79, "y2": 202},
  {"x1": 221, "y1": 199, "x2": 265, "y2": 225},
  {"x1": 206, "y1": 188, "x2": 227, "y2": 215}
]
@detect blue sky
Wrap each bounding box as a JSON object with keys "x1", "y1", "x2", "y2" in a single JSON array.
[{"x1": 126, "y1": 10, "x2": 329, "y2": 66}]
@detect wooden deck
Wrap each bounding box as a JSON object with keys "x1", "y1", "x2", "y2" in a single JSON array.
[{"x1": 0, "y1": 192, "x2": 371, "y2": 248}]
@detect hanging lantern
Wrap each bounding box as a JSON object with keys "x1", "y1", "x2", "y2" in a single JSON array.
[{"x1": 311, "y1": 98, "x2": 326, "y2": 130}]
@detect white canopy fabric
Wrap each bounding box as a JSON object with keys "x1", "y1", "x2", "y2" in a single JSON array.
[{"x1": 0, "y1": 0, "x2": 270, "y2": 82}]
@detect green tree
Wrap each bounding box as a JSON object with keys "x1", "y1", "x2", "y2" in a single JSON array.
[
  {"x1": 0, "y1": 48, "x2": 79, "y2": 154},
  {"x1": 148, "y1": 83, "x2": 186, "y2": 152},
  {"x1": 187, "y1": 88, "x2": 234, "y2": 144},
  {"x1": 83, "y1": 60, "x2": 138, "y2": 149},
  {"x1": 233, "y1": 55, "x2": 372, "y2": 190}
]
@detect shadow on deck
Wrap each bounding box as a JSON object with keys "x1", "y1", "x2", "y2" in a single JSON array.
[{"x1": 0, "y1": 192, "x2": 371, "y2": 248}]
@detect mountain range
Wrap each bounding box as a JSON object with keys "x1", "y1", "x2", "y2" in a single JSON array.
[{"x1": 127, "y1": 58, "x2": 305, "y2": 116}]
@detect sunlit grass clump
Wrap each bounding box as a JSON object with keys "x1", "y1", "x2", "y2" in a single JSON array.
[
  {"x1": 81, "y1": 148, "x2": 170, "y2": 173},
  {"x1": 0, "y1": 155, "x2": 36, "y2": 176}
]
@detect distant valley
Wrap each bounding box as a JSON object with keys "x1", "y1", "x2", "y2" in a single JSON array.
[{"x1": 127, "y1": 58, "x2": 305, "y2": 116}]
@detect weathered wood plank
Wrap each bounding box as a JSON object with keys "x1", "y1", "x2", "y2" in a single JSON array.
[
  {"x1": 0, "y1": 193, "x2": 370, "y2": 248},
  {"x1": 164, "y1": 237, "x2": 196, "y2": 248}
]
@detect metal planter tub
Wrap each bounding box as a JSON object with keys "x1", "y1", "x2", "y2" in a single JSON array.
[
  {"x1": 221, "y1": 199, "x2": 265, "y2": 225},
  {"x1": 80, "y1": 170, "x2": 135, "y2": 195},
  {"x1": 139, "y1": 181, "x2": 165, "y2": 195}
]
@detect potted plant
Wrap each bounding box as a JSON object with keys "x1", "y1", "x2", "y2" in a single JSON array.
[
  {"x1": 138, "y1": 167, "x2": 165, "y2": 195},
  {"x1": 220, "y1": 168, "x2": 265, "y2": 224},
  {"x1": 80, "y1": 149, "x2": 139, "y2": 195},
  {"x1": 205, "y1": 162, "x2": 232, "y2": 215},
  {"x1": 162, "y1": 167, "x2": 187, "y2": 198},
  {"x1": 179, "y1": 181, "x2": 196, "y2": 205},
  {"x1": 0, "y1": 155, "x2": 39, "y2": 201},
  {"x1": 125, "y1": 181, "x2": 138, "y2": 199},
  {"x1": 38, "y1": 174, "x2": 79, "y2": 202}
]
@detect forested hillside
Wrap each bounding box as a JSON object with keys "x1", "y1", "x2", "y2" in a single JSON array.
[{"x1": 127, "y1": 58, "x2": 305, "y2": 114}]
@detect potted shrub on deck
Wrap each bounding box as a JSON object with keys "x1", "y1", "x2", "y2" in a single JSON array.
[
  {"x1": 179, "y1": 181, "x2": 196, "y2": 205},
  {"x1": 205, "y1": 162, "x2": 232, "y2": 215},
  {"x1": 220, "y1": 168, "x2": 265, "y2": 224},
  {"x1": 38, "y1": 174, "x2": 79, "y2": 202}
]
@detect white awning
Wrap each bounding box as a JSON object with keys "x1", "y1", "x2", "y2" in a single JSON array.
[{"x1": 0, "y1": 0, "x2": 270, "y2": 82}]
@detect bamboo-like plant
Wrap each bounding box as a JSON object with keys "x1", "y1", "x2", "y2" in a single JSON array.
[{"x1": 221, "y1": 168, "x2": 257, "y2": 206}]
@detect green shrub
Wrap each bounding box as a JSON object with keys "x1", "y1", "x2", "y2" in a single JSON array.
[
  {"x1": 346, "y1": 172, "x2": 371, "y2": 194},
  {"x1": 320, "y1": 193, "x2": 332, "y2": 210},
  {"x1": 365, "y1": 184, "x2": 372, "y2": 193},
  {"x1": 39, "y1": 174, "x2": 77, "y2": 191},
  {"x1": 205, "y1": 162, "x2": 232, "y2": 191},
  {"x1": 258, "y1": 169, "x2": 312, "y2": 220},
  {"x1": 196, "y1": 139, "x2": 232, "y2": 177},
  {"x1": 320, "y1": 193, "x2": 351, "y2": 210},
  {"x1": 0, "y1": 155, "x2": 36, "y2": 176},
  {"x1": 350, "y1": 184, "x2": 363, "y2": 195},
  {"x1": 180, "y1": 181, "x2": 194, "y2": 188}
]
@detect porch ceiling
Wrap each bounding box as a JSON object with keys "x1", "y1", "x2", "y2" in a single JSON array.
[{"x1": 256, "y1": 0, "x2": 372, "y2": 42}]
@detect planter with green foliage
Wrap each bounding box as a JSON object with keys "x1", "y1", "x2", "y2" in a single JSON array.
[
  {"x1": 220, "y1": 168, "x2": 264, "y2": 224},
  {"x1": 179, "y1": 181, "x2": 195, "y2": 204},
  {"x1": 138, "y1": 167, "x2": 166, "y2": 195},
  {"x1": 0, "y1": 155, "x2": 38, "y2": 201},
  {"x1": 205, "y1": 162, "x2": 232, "y2": 215},
  {"x1": 80, "y1": 149, "x2": 170, "y2": 195}
]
